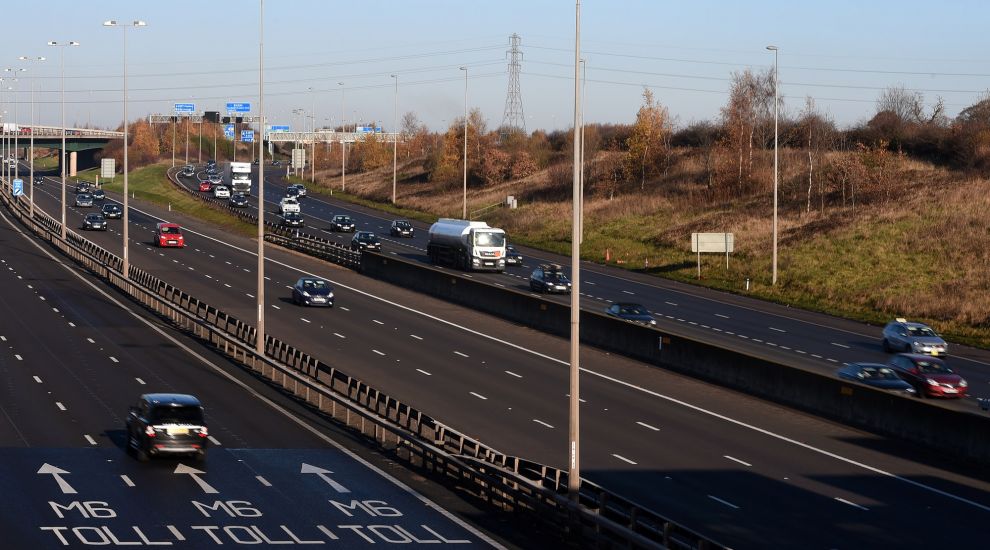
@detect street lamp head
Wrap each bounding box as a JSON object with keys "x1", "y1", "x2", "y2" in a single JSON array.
[
  {"x1": 459, "y1": 66, "x2": 466, "y2": 71},
  {"x1": 338, "y1": 81, "x2": 344, "y2": 86},
  {"x1": 103, "y1": 20, "x2": 117, "y2": 26},
  {"x1": 69, "y1": 42, "x2": 80, "y2": 46},
  {"x1": 47, "y1": 41, "x2": 57, "y2": 46},
  {"x1": 133, "y1": 20, "x2": 147, "y2": 27},
  {"x1": 766, "y1": 45, "x2": 778, "y2": 51},
  {"x1": 390, "y1": 74, "x2": 396, "y2": 78}
]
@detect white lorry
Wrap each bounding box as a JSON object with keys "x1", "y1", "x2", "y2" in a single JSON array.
[
  {"x1": 229, "y1": 161, "x2": 252, "y2": 194},
  {"x1": 426, "y1": 218, "x2": 506, "y2": 272}
]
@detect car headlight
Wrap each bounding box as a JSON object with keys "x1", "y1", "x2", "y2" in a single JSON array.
[
  {"x1": 926, "y1": 378, "x2": 939, "y2": 386},
  {"x1": 327, "y1": 292, "x2": 333, "y2": 298},
  {"x1": 649, "y1": 319, "x2": 657, "y2": 325},
  {"x1": 959, "y1": 379, "x2": 968, "y2": 388},
  {"x1": 302, "y1": 291, "x2": 311, "y2": 297}
]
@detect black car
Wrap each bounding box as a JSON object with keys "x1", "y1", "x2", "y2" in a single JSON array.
[
  {"x1": 206, "y1": 159, "x2": 216, "y2": 167},
  {"x1": 125, "y1": 393, "x2": 208, "y2": 462},
  {"x1": 530, "y1": 264, "x2": 572, "y2": 294},
  {"x1": 281, "y1": 212, "x2": 305, "y2": 228},
  {"x1": 228, "y1": 193, "x2": 249, "y2": 208},
  {"x1": 606, "y1": 303, "x2": 657, "y2": 326},
  {"x1": 272, "y1": 159, "x2": 282, "y2": 167},
  {"x1": 74, "y1": 193, "x2": 94, "y2": 207},
  {"x1": 34, "y1": 176, "x2": 44, "y2": 186},
  {"x1": 91, "y1": 188, "x2": 106, "y2": 201},
  {"x1": 351, "y1": 231, "x2": 381, "y2": 251},
  {"x1": 75, "y1": 182, "x2": 91, "y2": 194},
  {"x1": 101, "y1": 203, "x2": 123, "y2": 219},
  {"x1": 505, "y1": 245, "x2": 523, "y2": 266},
  {"x1": 82, "y1": 212, "x2": 108, "y2": 231},
  {"x1": 836, "y1": 363, "x2": 916, "y2": 396},
  {"x1": 285, "y1": 185, "x2": 301, "y2": 198},
  {"x1": 291, "y1": 277, "x2": 334, "y2": 307},
  {"x1": 330, "y1": 214, "x2": 355, "y2": 232},
  {"x1": 390, "y1": 220, "x2": 414, "y2": 238}
]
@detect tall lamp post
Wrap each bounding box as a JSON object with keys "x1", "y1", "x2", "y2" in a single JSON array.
[
  {"x1": 48, "y1": 40, "x2": 79, "y2": 240},
  {"x1": 18, "y1": 56, "x2": 44, "y2": 218},
  {"x1": 767, "y1": 45, "x2": 779, "y2": 286},
  {"x1": 104, "y1": 19, "x2": 146, "y2": 280},
  {"x1": 309, "y1": 86, "x2": 316, "y2": 184},
  {"x1": 390, "y1": 73, "x2": 398, "y2": 204},
  {"x1": 338, "y1": 82, "x2": 345, "y2": 191},
  {"x1": 4, "y1": 69, "x2": 25, "y2": 181},
  {"x1": 568, "y1": 0, "x2": 582, "y2": 501},
  {"x1": 257, "y1": 0, "x2": 266, "y2": 355},
  {"x1": 459, "y1": 66, "x2": 467, "y2": 218}
]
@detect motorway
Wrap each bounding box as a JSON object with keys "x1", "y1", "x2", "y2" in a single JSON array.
[
  {"x1": 0, "y1": 188, "x2": 500, "y2": 548},
  {"x1": 202, "y1": 165, "x2": 990, "y2": 408},
  {"x1": 21, "y1": 165, "x2": 990, "y2": 548}
]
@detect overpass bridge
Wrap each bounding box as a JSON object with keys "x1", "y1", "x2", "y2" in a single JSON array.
[{"x1": 0, "y1": 125, "x2": 124, "y2": 174}]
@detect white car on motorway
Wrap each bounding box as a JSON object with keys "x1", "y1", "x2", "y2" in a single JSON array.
[
  {"x1": 213, "y1": 185, "x2": 230, "y2": 199},
  {"x1": 279, "y1": 197, "x2": 301, "y2": 214}
]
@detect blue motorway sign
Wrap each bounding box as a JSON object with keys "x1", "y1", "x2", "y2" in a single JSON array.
[
  {"x1": 174, "y1": 103, "x2": 195, "y2": 114},
  {"x1": 241, "y1": 129, "x2": 255, "y2": 143},
  {"x1": 226, "y1": 102, "x2": 251, "y2": 113},
  {"x1": 356, "y1": 126, "x2": 382, "y2": 133},
  {"x1": 11, "y1": 178, "x2": 23, "y2": 197},
  {"x1": 223, "y1": 124, "x2": 235, "y2": 138},
  {"x1": 270, "y1": 125, "x2": 290, "y2": 132}
]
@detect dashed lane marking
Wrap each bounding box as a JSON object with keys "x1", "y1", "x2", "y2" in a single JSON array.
[
  {"x1": 708, "y1": 495, "x2": 740, "y2": 509},
  {"x1": 410, "y1": 334, "x2": 423, "y2": 340},
  {"x1": 724, "y1": 455, "x2": 752, "y2": 467},
  {"x1": 505, "y1": 370, "x2": 522, "y2": 378},
  {"x1": 33, "y1": 376, "x2": 42, "y2": 384},
  {"x1": 110, "y1": 356, "x2": 119, "y2": 363},
  {"x1": 56, "y1": 402, "x2": 66, "y2": 411},
  {"x1": 416, "y1": 369, "x2": 432, "y2": 376},
  {"x1": 84, "y1": 435, "x2": 97, "y2": 446},
  {"x1": 14, "y1": 354, "x2": 22, "y2": 361},
  {"x1": 135, "y1": 378, "x2": 146, "y2": 385},
  {"x1": 454, "y1": 351, "x2": 469, "y2": 358},
  {"x1": 636, "y1": 421, "x2": 660, "y2": 431},
  {"x1": 372, "y1": 349, "x2": 386, "y2": 356},
  {"x1": 832, "y1": 342, "x2": 850, "y2": 348},
  {"x1": 769, "y1": 327, "x2": 787, "y2": 332},
  {"x1": 612, "y1": 453, "x2": 637, "y2": 465},
  {"x1": 333, "y1": 332, "x2": 346, "y2": 339},
  {"x1": 533, "y1": 419, "x2": 554, "y2": 428},
  {"x1": 256, "y1": 475, "x2": 272, "y2": 487},
  {"x1": 715, "y1": 313, "x2": 730, "y2": 319},
  {"x1": 470, "y1": 392, "x2": 488, "y2": 400},
  {"x1": 121, "y1": 475, "x2": 135, "y2": 487},
  {"x1": 835, "y1": 497, "x2": 869, "y2": 511},
  {"x1": 209, "y1": 436, "x2": 222, "y2": 446}
]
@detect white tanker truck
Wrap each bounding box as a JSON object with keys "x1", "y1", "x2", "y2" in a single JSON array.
[{"x1": 426, "y1": 218, "x2": 506, "y2": 272}]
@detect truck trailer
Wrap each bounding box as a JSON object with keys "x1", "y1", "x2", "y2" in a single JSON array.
[
  {"x1": 426, "y1": 218, "x2": 506, "y2": 272},
  {"x1": 228, "y1": 161, "x2": 252, "y2": 194}
]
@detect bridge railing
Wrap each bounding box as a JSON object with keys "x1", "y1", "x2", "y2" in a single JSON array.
[{"x1": 0, "y1": 125, "x2": 123, "y2": 139}]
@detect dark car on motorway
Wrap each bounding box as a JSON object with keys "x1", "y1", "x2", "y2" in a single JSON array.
[
  {"x1": 284, "y1": 185, "x2": 301, "y2": 199},
  {"x1": 390, "y1": 219, "x2": 414, "y2": 238},
  {"x1": 886, "y1": 354, "x2": 967, "y2": 398},
  {"x1": 91, "y1": 188, "x2": 106, "y2": 201},
  {"x1": 287, "y1": 183, "x2": 307, "y2": 197},
  {"x1": 208, "y1": 173, "x2": 222, "y2": 184},
  {"x1": 272, "y1": 159, "x2": 281, "y2": 167},
  {"x1": 836, "y1": 363, "x2": 916, "y2": 396},
  {"x1": 81, "y1": 213, "x2": 108, "y2": 231},
  {"x1": 350, "y1": 231, "x2": 381, "y2": 252},
  {"x1": 606, "y1": 302, "x2": 657, "y2": 326},
  {"x1": 229, "y1": 193, "x2": 249, "y2": 208},
  {"x1": 330, "y1": 214, "x2": 355, "y2": 232},
  {"x1": 291, "y1": 277, "x2": 334, "y2": 307},
  {"x1": 530, "y1": 264, "x2": 572, "y2": 294},
  {"x1": 125, "y1": 393, "x2": 208, "y2": 462},
  {"x1": 881, "y1": 318, "x2": 947, "y2": 356},
  {"x1": 281, "y1": 212, "x2": 305, "y2": 228},
  {"x1": 101, "y1": 203, "x2": 122, "y2": 219},
  {"x1": 34, "y1": 176, "x2": 44, "y2": 186},
  {"x1": 181, "y1": 165, "x2": 195, "y2": 177},
  {"x1": 75, "y1": 182, "x2": 91, "y2": 194},
  {"x1": 74, "y1": 193, "x2": 94, "y2": 207},
  {"x1": 505, "y1": 245, "x2": 523, "y2": 266}
]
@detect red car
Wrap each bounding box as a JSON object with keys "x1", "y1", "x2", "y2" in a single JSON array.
[
  {"x1": 886, "y1": 354, "x2": 967, "y2": 398},
  {"x1": 198, "y1": 181, "x2": 212, "y2": 192},
  {"x1": 155, "y1": 223, "x2": 186, "y2": 248}
]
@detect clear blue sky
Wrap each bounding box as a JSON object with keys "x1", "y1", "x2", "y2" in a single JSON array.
[{"x1": 3, "y1": 1, "x2": 988, "y2": 132}]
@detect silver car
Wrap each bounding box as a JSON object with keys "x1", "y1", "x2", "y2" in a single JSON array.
[{"x1": 881, "y1": 318, "x2": 947, "y2": 356}]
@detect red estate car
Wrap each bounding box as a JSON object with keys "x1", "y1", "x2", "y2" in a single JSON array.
[
  {"x1": 198, "y1": 181, "x2": 213, "y2": 192},
  {"x1": 155, "y1": 223, "x2": 186, "y2": 248},
  {"x1": 886, "y1": 354, "x2": 968, "y2": 398}
]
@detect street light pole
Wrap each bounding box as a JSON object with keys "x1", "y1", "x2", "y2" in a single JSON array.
[
  {"x1": 48, "y1": 40, "x2": 79, "y2": 241},
  {"x1": 339, "y1": 82, "x2": 345, "y2": 191},
  {"x1": 18, "y1": 56, "x2": 44, "y2": 218},
  {"x1": 257, "y1": 0, "x2": 266, "y2": 356},
  {"x1": 579, "y1": 58, "x2": 586, "y2": 244},
  {"x1": 309, "y1": 86, "x2": 315, "y2": 184},
  {"x1": 767, "y1": 45, "x2": 779, "y2": 286},
  {"x1": 4, "y1": 69, "x2": 25, "y2": 181},
  {"x1": 568, "y1": 0, "x2": 582, "y2": 500},
  {"x1": 459, "y1": 66, "x2": 467, "y2": 219},
  {"x1": 391, "y1": 73, "x2": 398, "y2": 204},
  {"x1": 105, "y1": 19, "x2": 146, "y2": 280}
]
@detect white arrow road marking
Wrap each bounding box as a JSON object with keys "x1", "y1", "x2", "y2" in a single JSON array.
[
  {"x1": 300, "y1": 463, "x2": 350, "y2": 493},
  {"x1": 38, "y1": 463, "x2": 76, "y2": 494},
  {"x1": 174, "y1": 463, "x2": 218, "y2": 494}
]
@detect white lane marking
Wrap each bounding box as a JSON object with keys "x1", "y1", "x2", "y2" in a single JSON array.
[
  {"x1": 121, "y1": 475, "x2": 135, "y2": 487},
  {"x1": 56, "y1": 402, "x2": 66, "y2": 411},
  {"x1": 832, "y1": 342, "x2": 850, "y2": 348},
  {"x1": 416, "y1": 369, "x2": 432, "y2": 376},
  {"x1": 665, "y1": 301, "x2": 678, "y2": 306},
  {"x1": 470, "y1": 392, "x2": 488, "y2": 400},
  {"x1": 504, "y1": 370, "x2": 522, "y2": 378},
  {"x1": 725, "y1": 331, "x2": 734, "y2": 335},
  {"x1": 636, "y1": 421, "x2": 660, "y2": 432},
  {"x1": 752, "y1": 338, "x2": 763, "y2": 343},
  {"x1": 494, "y1": 283, "x2": 505, "y2": 287},
  {"x1": 300, "y1": 317, "x2": 310, "y2": 323},
  {"x1": 612, "y1": 453, "x2": 637, "y2": 465},
  {"x1": 246, "y1": 293, "x2": 255, "y2": 298},
  {"x1": 622, "y1": 290, "x2": 635, "y2": 295},
  {"x1": 780, "y1": 345, "x2": 791, "y2": 350},
  {"x1": 86, "y1": 338, "x2": 95, "y2": 344},
  {"x1": 372, "y1": 349, "x2": 386, "y2": 356},
  {"x1": 836, "y1": 497, "x2": 869, "y2": 511},
  {"x1": 708, "y1": 495, "x2": 740, "y2": 509},
  {"x1": 109, "y1": 356, "x2": 119, "y2": 363},
  {"x1": 372, "y1": 319, "x2": 384, "y2": 325},
  {"x1": 811, "y1": 354, "x2": 823, "y2": 359},
  {"x1": 14, "y1": 354, "x2": 22, "y2": 361},
  {"x1": 769, "y1": 327, "x2": 786, "y2": 332},
  {"x1": 454, "y1": 351, "x2": 469, "y2": 358},
  {"x1": 766, "y1": 342, "x2": 777, "y2": 346},
  {"x1": 224, "y1": 283, "x2": 232, "y2": 288},
  {"x1": 84, "y1": 435, "x2": 97, "y2": 446},
  {"x1": 135, "y1": 378, "x2": 146, "y2": 385},
  {"x1": 724, "y1": 455, "x2": 752, "y2": 467},
  {"x1": 272, "y1": 305, "x2": 281, "y2": 310},
  {"x1": 204, "y1": 274, "x2": 213, "y2": 279},
  {"x1": 256, "y1": 475, "x2": 272, "y2": 487},
  {"x1": 715, "y1": 313, "x2": 730, "y2": 318},
  {"x1": 827, "y1": 358, "x2": 839, "y2": 363},
  {"x1": 410, "y1": 334, "x2": 423, "y2": 340},
  {"x1": 53, "y1": 308, "x2": 59, "y2": 313},
  {"x1": 0, "y1": 336, "x2": 5, "y2": 341},
  {"x1": 333, "y1": 332, "x2": 346, "y2": 339},
  {"x1": 339, "y1": 306, "x2": 350, "y2": 311},
  {"x1": 68, "y1": 322, "x2": 76, "y2": 327},
  {"x1": 208, "y1": 436, "x2": 221, "y2": 446},
  {"x1": 533, "y1": 419, "x2": 554, "y2": 428},
  {"x1": 33, "y1": 376, "x2": 43, "y2": 384},
  {"x1": 796, "y1": 350, "x2": 807, "y2": 354}
]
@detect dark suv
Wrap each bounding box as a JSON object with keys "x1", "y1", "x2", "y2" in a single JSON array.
[
  {"x1": 330, "y1": 214, "x2": 355, "y2": 232},
  {"x1": 530, "y1": 264, "x2": 572, "y2": 294},
  {"x1": 125, "y1": 393, "x2": 209, "y2": 462}
]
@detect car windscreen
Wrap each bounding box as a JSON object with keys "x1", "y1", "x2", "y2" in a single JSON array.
[
  {"x1": 395, "y1": 221, "x2": 411, "y2": 228},
  {"x1": 474, "y1": 231, "x2": 505, "y2": 247},
  {"x1": 545, "y1": 273, "x2": 568, "y2": 283},
  {"x1": 861, "y1": 367, "x2": 900, "y2": 380},
  {"x1": 149, "y1": 405, "x2": 204, "y2": 425},
  {"x1": 159, "y1": 226, "x2": 180, "y2": 234},
  {"x1": 907, "y1": 326, "x2": 938, "y2": 338},
  {"x1": 620, "y1": 305, "x2": 648, "y2": 315},
  {"x1": 302, "y1": 280, "x2": 329, "y2": 290},
  {"x1": 915, "y1": 360, "x2": 950, "y2": 374},
  {"x1": 336, "y1": 216, "x2": 351, "y2": 223}
]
